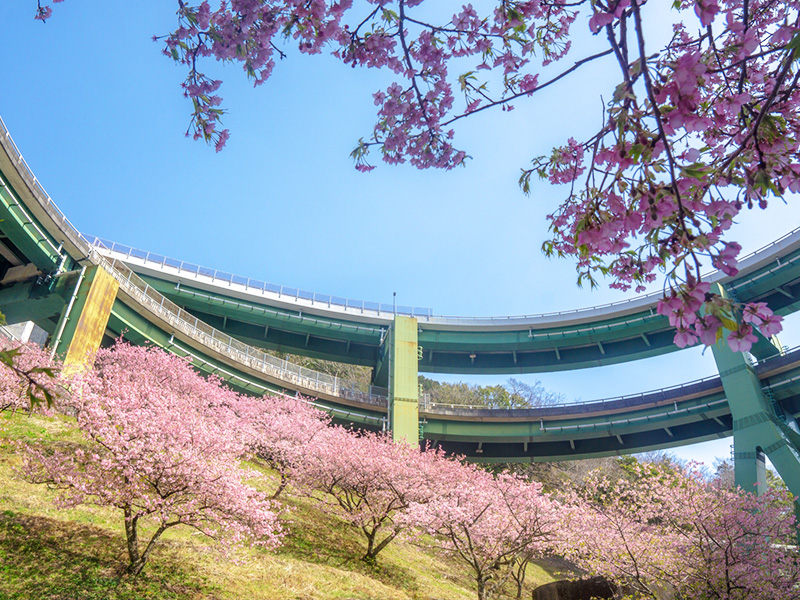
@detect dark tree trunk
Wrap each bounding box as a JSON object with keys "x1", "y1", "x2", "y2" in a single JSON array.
[
  {"x1": 123, "y1": 507, "x2": 142, "y2": 575},
  {"x1": 271, "y1": 472, "x2": 290, "y2": 499}
]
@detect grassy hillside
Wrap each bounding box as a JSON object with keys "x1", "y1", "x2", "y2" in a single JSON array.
[{"x1": 0, "y1": 412, "x2": 566, "y2": 600}]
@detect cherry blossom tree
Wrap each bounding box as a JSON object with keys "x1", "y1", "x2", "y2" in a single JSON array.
[
  {"x1": 21, "y1": 342, "x2": 283, "y2": 576},
  {"x1": 0, "y1": 338, "x2": 64, "y2": 415},
  {"x1": 403, "y1": 468, "x2": 562, "y2": 600},
  {"x1": 567, "y1": 461, "x2": 800, "y2": 599},
  {"x1": 234, "y1": 394, "x2": 332, "y2": 499},
  {"x1": 34, "y1": 0, "x2": 799, "y2": 353},
  {"x1": 294, "y1": 427, "x2": 458, "y2": 564}
]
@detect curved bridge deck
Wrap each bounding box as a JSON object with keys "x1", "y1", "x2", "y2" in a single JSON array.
[{"x1": 89, "y1": 232, "x2": 800, "y2": 376}]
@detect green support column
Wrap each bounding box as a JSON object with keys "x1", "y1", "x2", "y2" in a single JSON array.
[
  {"x1": 0, "y1": 279, "x2": 66, "y2": 327},
  {"x1": 388, "y1": 315, "x2": 419, "y2": 445},
  {"x1": 711, "y1": 290, "x2": 800, "y2": 511}
]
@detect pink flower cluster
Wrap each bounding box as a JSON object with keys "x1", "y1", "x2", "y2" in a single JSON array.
[
  {"x1": 656, "y1": 277, "x2": 783, "y2": 351},
  {"x1": 567, "y1": 462, "x2": 800, "y2": 600},
  {"x1": 535, "y1": 0, "x2": 799, "y2": 343},
  {"x1": 0, "y1": 338, "x2": 63, "y2": 415},
  {"x1": 21, "y1": 342, "x2": 283, "y2": 575}
]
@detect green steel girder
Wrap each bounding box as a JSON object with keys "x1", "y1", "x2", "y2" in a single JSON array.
[
  {"x1": 434, "y1": 416, "x2": 733, "y2": 463},
  {"x1": 742, "y1": 276, "x2": 800, "y2": 318},
  {"x1": 714, "y1": 349, "x2": 800, "y2": 510},
  {"x1": 730, "y1": 251, "x2": 800, "y2": 302},
  {"x1": 144, "y1": 276, "x2": 384, "y2": 342},
  {"x1": 417, "y1": 328, "x2": 678, "y2": 374},
  {"x1": 0, "y1": 178, "x2": 63, "y2": 272},
  {"x1": 0, "y1": 278, "x2": 67, "y2": 325},
  {"x1": 710, "y1": 285, "x2": 800, "y2": 509},
  {"x1": 422, "y1": 394, "x2": 730, "y2": 443},
  {"x1": 185, "y1": 306, "x2": 381, "y2": 365},
  {"x1": 142, "y1": 276, "x2": 385, "y2": 365}
]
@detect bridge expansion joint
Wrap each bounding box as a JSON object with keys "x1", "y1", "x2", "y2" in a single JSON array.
[{"x1": 717, "y1": 363, "x2": 754, "y2": 379}]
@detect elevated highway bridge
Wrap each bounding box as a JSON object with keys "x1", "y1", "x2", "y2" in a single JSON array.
[
  {"x1": 87, "y1": 230, "x2": 800, "y2": 378},
  {"x1": 1, "y1": 114, "x2": 799, "y2": 509}
]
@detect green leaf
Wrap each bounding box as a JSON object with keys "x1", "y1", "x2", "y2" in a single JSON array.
[
  {"x1": 0, "y1": 348, "x2": 20, "y2": 368},
  {"x1": 629, "y1": 59, "x2": 642, "y2": 79},
  {"x1": 519, "y1": 170, "x2": 532, "y2": 195},
  {"x1": 612, "y1": 82, "x2": 629, "y2": 103},
  {"x1": 682, "y1": 163, "x2": 711, "y2": 179},
  {"x1": 787, "y1": 32, "x2": 800, "y2": 60}
]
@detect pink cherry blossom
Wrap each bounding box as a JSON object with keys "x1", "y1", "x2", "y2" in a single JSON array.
[
  {"x1": 293, "y1": 428, "x2": 464, "y2": 563},
  {"x1": 0, "y1": 338, "x2": 65, "y2": 416},
  {"x1": 402, "y1": 467, "x2": 562, "y2": 600},
  {"x1": 566, "y1": 462, "x2": 800, "y2": 599},
  {"x1": 727, "y1": 324, "x2": 759, "y2": 353},
  {"x1": 21, "y1": 341, "x2": 283, "y2": 575},
  {"x1": 31, "y1": 0, "x2": 797, "y2": 352}
]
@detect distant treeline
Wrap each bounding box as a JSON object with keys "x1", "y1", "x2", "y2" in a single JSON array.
[
  {"x1": 266, "y1": 351, "x2": 567, "y2": 409},
  {"x1": 419, "y1": 376, "x2": 566, "y2": 409}
]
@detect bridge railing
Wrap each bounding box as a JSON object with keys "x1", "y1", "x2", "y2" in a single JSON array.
[
  {"x1": 0, "y1": 118, "x2": 91, "y2": 260},
  {"x1": 86, "y1": 235, "x2": 434, "y2": 319},
  {"x1": 95, "y1": 251, "x2": 391, "y2": 408},
  {"x1": 423, "y1": 345, "x2": 800, "y2": 418},
  {"x1": 85, "y1": 228, "x2": 800, "y2": 328}
]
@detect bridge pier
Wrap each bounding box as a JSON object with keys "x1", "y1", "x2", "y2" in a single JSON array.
[
  {"x1": 712, "y1": 336, "x2": 800, "y2": 513},
  {"x1": 51, "y1": 265, "x2": 118, "y2": 369},
  {"x1": 387, "y1": 315, "x2": 419, "y2": 444}
]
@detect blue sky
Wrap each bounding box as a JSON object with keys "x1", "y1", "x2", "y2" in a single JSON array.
[{"x1": 2, "y1": 1, "x2": 799, "y2": 467}]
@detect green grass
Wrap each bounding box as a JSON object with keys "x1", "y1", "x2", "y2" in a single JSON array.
[{"x1": 0, "y1": 412, "x2": 568, "y2": 600}]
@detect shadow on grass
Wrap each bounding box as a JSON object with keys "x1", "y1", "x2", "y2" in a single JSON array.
[
  {"x1": 277, "y1": 499, "x2": 419, "y2": 594},
  {"x1": 533, "y1": 555, "x2": 584, "y2": 581},
  {"x1": 0, "y1": 510, "x2": 220, "y2": 600}
]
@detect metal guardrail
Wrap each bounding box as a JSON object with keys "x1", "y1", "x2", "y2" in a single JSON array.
[
  {"x1": 86, "y1": 236, "x2": 434, "y2": 319},
  {"x1": 426, "y1": 346, "x2": 800, "y2": 414},
  {"x1": 86, "y1": 227, "x2": 800, "y2": 326},
  {"x1": 541, "y1": 398, "x2": 730, "y2": 433},
  {"x1": 425, "y1": 346, "x2": 800, "y2": 420},
  {"x1": 96, "y1": 252, "x2": 392, "y2": 407},
  {"x1": 426, "y1": 373, "x2": 722, "y2": 413},
  {"x1": 171, "y1": 341, "x2": 390, "y2": 425}
]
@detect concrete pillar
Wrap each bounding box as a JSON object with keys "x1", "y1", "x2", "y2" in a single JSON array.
[
  {"x1": 53, "y1": 265, "x2": 118, "y2": 370},
  {"x1": 388, "y1": 315, "x2": 419, "y2": 444}
]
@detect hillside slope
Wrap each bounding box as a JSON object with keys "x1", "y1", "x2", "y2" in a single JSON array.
[{"x1": 0, "y1": 413, "x2": 564, "y2": 600}]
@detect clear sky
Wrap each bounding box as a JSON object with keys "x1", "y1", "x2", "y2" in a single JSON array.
[{"x1": 1, "y1": 1, "x2": 798, "y2": 469}]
